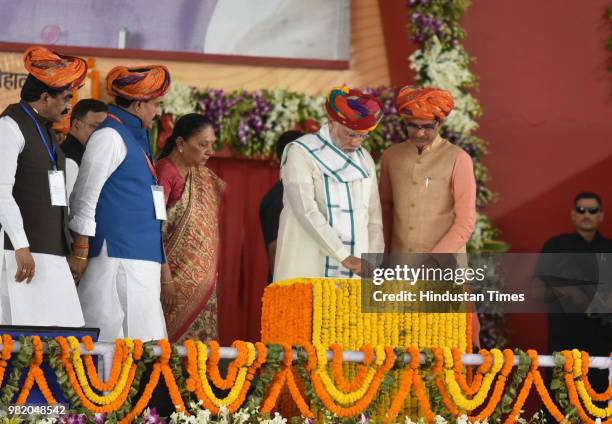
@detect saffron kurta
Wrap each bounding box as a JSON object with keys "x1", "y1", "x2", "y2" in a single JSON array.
[{"x1": 379, "y1": 135, "x2": 476, "y2": 254}]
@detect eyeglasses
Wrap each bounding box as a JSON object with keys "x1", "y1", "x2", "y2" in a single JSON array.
[
  {"x1": 406, "y1": 122, "x2": 437, "y2": 131},
  {"x1": 575, "y1": 206, "x2": 601, "y2": 215},
  {"x1": 344, "y1": 130, "x2": 369, "y2": 140}
]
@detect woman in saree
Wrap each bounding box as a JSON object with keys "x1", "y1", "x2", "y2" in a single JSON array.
[{"x1": 156, "y1": 113, "x2": 225, "y2": 342}]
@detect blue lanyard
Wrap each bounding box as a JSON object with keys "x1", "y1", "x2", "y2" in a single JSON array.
[{"x1": 19, "y1": 102, "x2": 57, "y2": 169}]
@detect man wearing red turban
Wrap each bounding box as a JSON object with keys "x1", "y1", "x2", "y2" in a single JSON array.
[
  {"x1": 380, "y1": 86, "x2": 479, "y2": 346},
  {"x1": 0, "y1": 46, "x2": 86, "y2": 326},
  {"x1": 69, "y1": 65, "x2": 171, "y2": 342},
  {"x1": 273, "y1": 86, "x2": 385, "y2": 281}
]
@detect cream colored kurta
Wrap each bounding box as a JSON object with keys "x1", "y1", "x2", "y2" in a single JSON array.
[{"x1": 273, "y1": 126, "x2": 384, "y2": 282}]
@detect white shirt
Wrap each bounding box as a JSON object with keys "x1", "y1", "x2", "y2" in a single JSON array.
[
  {"x1": 0, "y1": 116, "x2": 30, "y2": 250},
  {"x1": 64, "y1": 157, "x2": 79, "y2": 210},
  {"x1": 68, "y1": 127, "x2": 127, "y2": 237}
]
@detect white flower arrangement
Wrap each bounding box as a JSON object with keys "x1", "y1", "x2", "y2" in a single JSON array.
[
  {"x1": 262, "y1": 89, "x2": 302, "y2": 149},
  {"x1": 262, "y1": 89, "x2": 325, "y2": 152},
  {"x1": 163, "y1": 79, "x2": 198, "y2": 117},
  {"x1": 410, "y1": 36, "x2": 481, "y2": 136}
]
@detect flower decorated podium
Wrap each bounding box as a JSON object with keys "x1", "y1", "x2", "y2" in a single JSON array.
[
  {"x1": 0, "y1": 278, "x2": 609, "y2": 423},
  {"x1": 261, "y1": 278, "x2": 471, "y2": 352}
]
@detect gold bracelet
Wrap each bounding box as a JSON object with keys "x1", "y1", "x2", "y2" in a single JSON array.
[{"x1": 72, "y1": 255, "x2": 88, "y2": 261}]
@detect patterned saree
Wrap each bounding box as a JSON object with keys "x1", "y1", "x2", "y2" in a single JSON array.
[{"x1": 163, "y1": 166, "x2": 225, "y2": 342}]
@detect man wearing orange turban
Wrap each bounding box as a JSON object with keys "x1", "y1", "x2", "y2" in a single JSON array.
[
  {"x1": 0, "y1": 46, "x2": 86, "y2": 326},
  {"x1": 380, "y1": 86, "x2": 479, "y2": 345},
  {"x1": 69, "y1": 65, "x2": 171, "y2": 342},
  {"x1": 273, "y1": 86, "x2": 385, "y2": 281}
]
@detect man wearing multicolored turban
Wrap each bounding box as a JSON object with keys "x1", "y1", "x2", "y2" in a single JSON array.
[
  {"x1": 0, "y1": 46, "x2": 86, "y2": 326},
  {"x1": 69, "y1": 65, "x2": 171, "y2": 341},
  {"x1": 380, "y1": 86, "x2": 479, "y2": 345},
  {"x1": 273, "y1": 86, "x2": 385, "y2": 281}
]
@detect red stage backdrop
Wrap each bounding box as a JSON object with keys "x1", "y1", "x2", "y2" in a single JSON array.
[
  {"x1": 461, "y1": 0, "x2": 612, "y2": 355},
  {"x1": 206, "y1": 157, "x2": 279, "y2": 345}
]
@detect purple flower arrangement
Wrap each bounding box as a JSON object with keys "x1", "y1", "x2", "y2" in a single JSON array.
[
  {"x1": 58, "y1": 414, "x2": 90, "y2": 424},
  {"x1": 193, "y1": 87, "x2": 414, "y2": 157},
  {"x1": 364, "y1": 86, "x2": 407, "y2": 145},
  {"x1": 198, "y1": 88, "x2": 232, "y2": 135},
  {"x1": 410, "y1": 12, "x2": 444, "y2": 43},
  {"x1": 140, "y1": 407, "x2": 165, "y2": 424}
]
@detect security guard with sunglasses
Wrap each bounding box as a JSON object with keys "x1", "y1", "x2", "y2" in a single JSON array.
[{"x1": 533, "y1": 192, "x2": 611, "y2": 393}]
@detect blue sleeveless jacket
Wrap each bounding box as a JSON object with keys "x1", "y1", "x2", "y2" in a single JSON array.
[{"x1": 89, "y1": 105, "x2": 164, "y2": 263}]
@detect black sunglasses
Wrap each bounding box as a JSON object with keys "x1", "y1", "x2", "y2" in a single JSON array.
[{"x1": 574, "y1": 206, "x2": 601, "y2": 215}]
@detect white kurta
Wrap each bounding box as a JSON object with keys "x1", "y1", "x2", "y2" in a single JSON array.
[
  {"x1": 69, "y1": 127, "x2": 166, "y2": 342},
  {"x1": 273, "y1": 126, "x2": 384, "y2": 282},
  {"x1": 0, "y1": 116, "x2": 84, "y2": 326},
  {"x1": 77, "y1": 242, "x2": 165, "y2": 342},
  {"x1": 65, "y1": 157, "x2": 79, "y2": 213}
]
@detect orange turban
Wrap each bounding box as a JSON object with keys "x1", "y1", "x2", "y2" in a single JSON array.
[
  {"x1": 23, "y1": 46, "x2": 87, "y2": 89},
  {"x1": 106, "y1": 65, "x2": 171, "y2": 101},
  {"x1": 326, "y1": 85, "x2": 383, "y2": 132},
  {"x1": 396, "y1": 86, "x2": 454, "y2": 121}
]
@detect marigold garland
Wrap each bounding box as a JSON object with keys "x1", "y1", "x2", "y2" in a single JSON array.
[
  {"x1": 561, "y1": 350, "x2": 595, "y2": 424},
  {"x1": 529, "y1": 352, "x2": 565, "y2": 424},
  {"x1": 184, "y1": 340, "x2": 218, "y2": 413},
  {"x1": 120, "y1": 362, "x2": 161, "y2": 424},
  {"x1": 310, "y1": 345, "x2": 395, "y2": 417},
  {"x1": 432, "y1": 347, "x2": 460, "y2": 417},
  {"x1": 443, "y1": 347, "x2": 503, "y2": 411},
  {"x1": 503, "y1": 371, "x2": 534, "y2": 424},
  {"x1": 56, "y1": 336, "x2": 137, "y2": 414},
  {"x1": 331, "y1": 343, "x2": 374, "y2": 393},
  {"x1": 67, "y1": 336, "x2": 133, "y2": 406},
  {"x1": 412, "y1": 359, "x2": 436, "y2": 423},
  {"x1": 385, "y1": 346, "x2": 419, "y2": 422},
  {"x1": 286, "y1": 361, "x2": 315, "y2": 418},
  {"x1": 82, "y1": 335, "x2": 124, "y2": 392},
  {"x1": 580, "y1": 350, "x2": 612, "y2": 402},
  {"x1": 260, "y1": 343, "x2": 294, "y2": 413},
  {"x1": 303, "y1": 343, "x2": 317, "y2": 371},
  {"x1": 206, "y1": 340, "x2": 247, "y2": 390},
  {"x1": 192, "y1": 340, "x2": 256, "y2": 410},
  {"x1": 235, "y1": 342, "x2": 267, "y2": 408},
  {"x1": 315, "y1": 344, "x2": 378, "y2": 406},
  {"x1": 0, "y1": 334, "x2": 14, "y2": 387},
  {"x1": 15, "y1": 335, "x2": 56, "y2": 405},
  {"x1": 568, "y1": 349, "x2": 612, "y2": 420},
  {"x1": 157, "y1": 339, "x2": 188, "y2": 414},
  {"x1": 2, "y1": 333, "x2": 609, "y2": 423},
  {"x1": 469, "y1": 348, "x2": 514, "y2": 421},
  {"x1": 225, "y1": 341, "x2": 259, "y2": 410},
  {"x1": 452, "y1": 347, "x2": 491, "y2": 396}
]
